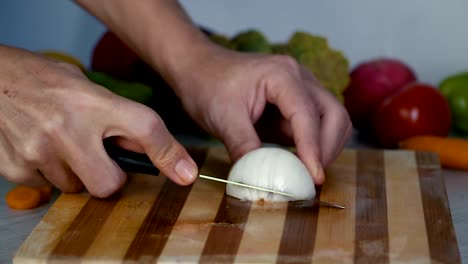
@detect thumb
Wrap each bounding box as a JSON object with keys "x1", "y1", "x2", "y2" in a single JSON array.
[
  {"x1": 219, "y1": 111, "x2": 262, "y2": 163},
  {"x1": 107, "y1": 102, "x2": 199, "y2": 186}
]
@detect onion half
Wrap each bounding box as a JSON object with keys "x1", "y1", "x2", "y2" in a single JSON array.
[{"x1": 226, "y1": 147, "x2": 316, "y2": 202}]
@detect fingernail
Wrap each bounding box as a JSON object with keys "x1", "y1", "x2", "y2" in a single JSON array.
[{"x1": 175, "y1": 159, "x2": 198, "y2": 184}]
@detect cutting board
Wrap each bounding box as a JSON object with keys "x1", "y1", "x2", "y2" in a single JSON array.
[{"x1": 14, "y1": 147, "x2": 460, "y2": 263}]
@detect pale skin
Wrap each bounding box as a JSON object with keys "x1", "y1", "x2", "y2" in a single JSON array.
[{"x1": 0, "y1": 0, "x2": 352, "y2": 198}]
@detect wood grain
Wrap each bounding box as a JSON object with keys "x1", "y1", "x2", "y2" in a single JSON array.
[
  {"x1": 385, "y1": 151, "x2": 430, "y2": 263},
  {"x1": 13, "y1": 148, "x2": 461, "y2": 264},
  {"x1": 234, "y1": 202, "x2": 288, "y2": 264},
  {"x1": 199, "y1": 195, "x2": 251, "y2": 263},
  {"x1": 13, "y1": 193, "x2": 89, "y2": 263},
  {"x1": 158, "y1": 147, "x2": 229, "y2": 263},
  {"x1": 417, "y1": 152, "x2": 461, "y2": 264},
  {"x1": 82, "y1": 174, "x2": 165, "y2": 261},
  {"x1": 49, "y1": 195, "x2": 120, "y2": 263},
  {"x1": 122, "y1": 180, "x2": 192, "y2": 262},
  {"x1": 276, "y1": 188, "x2": 321, "y2": 264},
  {"x1": 312, "y1": 149, "x2": 357, "y2": 264},
  {"x1": 354, "y1": 150, "x2": 389, "y2": 264},
  {"x1": 123, "y1": 148, "x2": 207, "y2": 262}
]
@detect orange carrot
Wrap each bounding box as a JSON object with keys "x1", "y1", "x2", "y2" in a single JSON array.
[
  {"x1": 5, "y1": 186, "x2": 42, "y2": 210},
  {"x1": 399, "y1": 136, "x2": 468, "y2": 170}
]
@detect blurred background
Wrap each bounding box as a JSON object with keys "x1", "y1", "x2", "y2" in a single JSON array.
[{"x1": 1, "y1": 0, "x2": 467, "y2": 85}]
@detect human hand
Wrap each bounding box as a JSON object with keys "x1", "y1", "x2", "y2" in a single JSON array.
[
  {"x1": 174, "y1": 47, "x2": 352, "y2": 184},
  {"x1": 0, "y1": 46, "x2": 197, "y2": 198}
]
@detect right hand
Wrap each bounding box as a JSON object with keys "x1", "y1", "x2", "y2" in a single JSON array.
[
  {"x1": 172, "y1": 47, "x2": 352, "y2": 185},
  {"x1": 0, "y1": 46, "x2": 197, "y2": 198}
]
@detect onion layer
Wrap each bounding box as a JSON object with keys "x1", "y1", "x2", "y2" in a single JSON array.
[{"x1": 226, "y1": 147, "x2": 316, "y2": 202}]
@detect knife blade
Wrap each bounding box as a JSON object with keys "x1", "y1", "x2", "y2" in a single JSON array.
[{"x1": 105, "y1": 143, "x2": 345, "y2": 209}]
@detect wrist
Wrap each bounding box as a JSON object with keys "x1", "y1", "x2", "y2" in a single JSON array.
[
  {"x1": 75, "y1": 0, "x2": 217, "y2": 96},
  {"x1": 147, "y1": 29, "x2": 220, "y2": 96}
]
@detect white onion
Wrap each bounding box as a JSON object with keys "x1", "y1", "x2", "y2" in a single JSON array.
[{"x1": 226, "y1": 147, "x2": 316, "y2": 202}]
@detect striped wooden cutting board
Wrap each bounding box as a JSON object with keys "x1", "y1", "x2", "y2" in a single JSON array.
[{"x1": 14, "y1": 147, "x2": 460, "y2": 263}]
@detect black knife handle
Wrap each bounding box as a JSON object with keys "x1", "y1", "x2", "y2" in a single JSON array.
[{"x1": 104, "y1": 142, "x2": 160, "y2": 176}]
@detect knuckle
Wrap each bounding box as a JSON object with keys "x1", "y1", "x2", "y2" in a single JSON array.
[
  {"x1": 152, "y1": 141, "x2": 184, "y2": 168},
  {"x1": 303, "y1": 104, "x2": 320, "y2": 120},
  {"x1": 21, "y1": 117, "x2": 66, "y2": 165},
  {"x1": 57, "y1": 61, "x2": 82, "y2": 73},
  {"x1": 58, "y1": 182, "x2": 84, "y2": 193},
  {"x1": 327, "y1": 101, "x2": 350, "y2": 121},
  {"x1": 45, "y1": 59, "x2": 83, "y2": 78},
  {"x1": 3, "y1": 167, "x2": 34, "y2": 185},
  {"x1": 41, "y1": 65, "x2": 74, "y2": 88},
  {"x1": 337, "y1": 105, "x2": 351, "y2": 120},
  {"x1": 88, "y1": 172, "x2": 125, "y2": 198},
  {"x1": 263, "y1": 55, "x2": 303, "y2": 89},
  {"x1": 21, "y1": 139, "x2": 49, "y2": 165},
  {"x1": 134, "y1": 111, "x2": 165, "y2": 140},
  {"x1": 41, "y1": 113, "x2": 67, "y2": 136},
  {"x1": 48, "y1": 171, "x2": 84, "y2": 193},
  {"x1": 271, "y1": 55, "x2": 301, "y2": 73}
]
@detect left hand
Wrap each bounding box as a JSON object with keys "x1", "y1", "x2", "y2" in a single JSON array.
[{"x1": 172, "y1": 46, "x2": 352, "y2": 184}]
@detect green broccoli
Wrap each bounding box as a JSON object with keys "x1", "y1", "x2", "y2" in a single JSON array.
[
  {"x1": 298, "y1": 48, "x2": 350, "y2": 102},
  {"x1": 210, "y1": 29, "x2": 350, "y2": 103},
  {"x1": 231, "y1": 30, "x2": 272, "y2": 54},
  {"x1": 287, "y1": 31, "x2": 328, "y2": 60},
  {"x1": 283, "y1": 31, "x2": 349, "y2": 102}
]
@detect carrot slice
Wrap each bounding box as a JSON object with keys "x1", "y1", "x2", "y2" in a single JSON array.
[
  {"x1": 5, "y1": 186, "x2": 42, "y2": 210},
  {"x1": 399, "y1": 136, "x2": 468, "y2": 170}
]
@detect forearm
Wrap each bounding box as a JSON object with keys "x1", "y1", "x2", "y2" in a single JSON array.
[{"x1": 75, "y1": 0, "x2": 215, "y2": 92}]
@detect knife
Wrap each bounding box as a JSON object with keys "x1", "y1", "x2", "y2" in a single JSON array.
[{"x1": 105, "y1": 143, "x2": 345, "y2": 209}]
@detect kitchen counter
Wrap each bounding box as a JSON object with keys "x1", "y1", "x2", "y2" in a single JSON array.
[{"x1": 1, "y1": 135, "x2": 467, "y2": 264}]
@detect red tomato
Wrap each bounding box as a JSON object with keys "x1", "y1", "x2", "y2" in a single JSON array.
[
  {"x1": 373, "y1": 82, "x2": 451, "y2": 148},
  {"x1": 344, "y1": 58, "x2": 417, "y2": 134}
]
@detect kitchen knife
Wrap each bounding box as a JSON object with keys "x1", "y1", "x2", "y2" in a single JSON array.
[{"x1": 105, "y1": 143, "x2": 345, "y2": 209}]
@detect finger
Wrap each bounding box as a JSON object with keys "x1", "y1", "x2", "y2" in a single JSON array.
[
  {"x1": 267, "y1": 74, "x2": 325, "y2": 184},
  {"x1": 108, "y1": 136, "x2": 145, "y2": 153},
  {"x1": 111, "y1": 104, "x2": 198, "y2": 186},
  {"x1": 322, "y1": 108, "x2": 353, "y2": 166},
  {"x1": 219, "y1": 108, "x2": 262, "y2": 162},
  {"x1": 319, "y1": 98, "x2": 351, "y2": 166},
  {"x1": 39, "y1": 160, "x2": 83, "y2": 193},
  {"x1": 66, "y1": 137, "x2": 126, "y2": 198},
  {"x1": 0, "y1": 135, "x2": 49, "y2": 186},
  {"x1": 302, "y1": 71, "x2": 353, "y2": 166},
  {"x1": 2, "y1": 167, "x2": 49, "y2": 186}
]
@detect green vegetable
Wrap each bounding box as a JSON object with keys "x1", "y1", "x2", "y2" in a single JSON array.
[
  {"x1": 298, "y1": 48, "x2": 349, "y2": 101},
  {"x1": 86, "y1": 71, "x2": 154, "y2": 105},
  {"x1": 439, "y1": 71, "x2": 468, "y2": 134},
  {"x1": 216, "y1": 29, "x2": 350, "y2": 102},
  {"x1": 440, "y1": 72, "x2": 468, "y2": 97},
  {"x1": 231, "y1": 30, "x2": 272, "y2": 53},
  {"x1": 271, "y1": 43, "x2": 290, "y2": 55},
  {"x1": 287, "y1": 31, "x2": 328, "y2": 60},
  {"x1": 288, "y1": 31, "x2": 350, "y2": 102}
]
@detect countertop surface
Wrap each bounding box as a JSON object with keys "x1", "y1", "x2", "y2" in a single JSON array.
[{"x1": 1, "y1": 135, "x2": 467, "y2": 264}]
